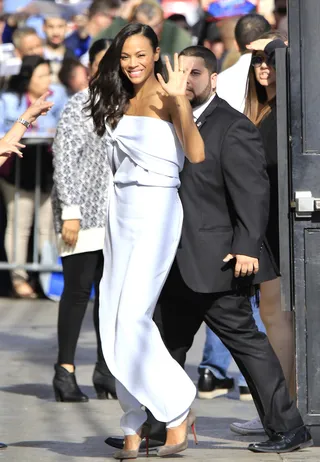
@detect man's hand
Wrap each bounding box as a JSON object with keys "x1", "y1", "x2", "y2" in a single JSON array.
[
  {"x1": 62, "y1": 219, "x2": 80, "y2": 247},
  {"x1": 223, "y1": 254, "x2": 259, "y2": 278}
]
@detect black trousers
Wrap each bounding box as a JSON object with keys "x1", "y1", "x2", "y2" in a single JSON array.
[
  {"x1": 57, "y1": 250, "x2": 105, "y2": 366},
  {"x1": 153, "y1": 261, "x2": 303, "y2": 436}
]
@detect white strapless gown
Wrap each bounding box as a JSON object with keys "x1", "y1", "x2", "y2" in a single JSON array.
[{"x1": 99, "y1": 115, "x2": 196, "y2": 434}]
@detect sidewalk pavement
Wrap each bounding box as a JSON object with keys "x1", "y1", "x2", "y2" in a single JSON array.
[{"x1": 0, "y1": 298, "x2": 318, "y2": 462}]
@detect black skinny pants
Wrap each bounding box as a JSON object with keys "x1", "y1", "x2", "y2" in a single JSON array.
[{"x1": 57, "y1": 250, "x2": 105, "y2": 365}]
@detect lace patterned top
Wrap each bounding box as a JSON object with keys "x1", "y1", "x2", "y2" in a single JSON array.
[{"x1": 51, "y1": 89, "x2": 110, "y2": 256}]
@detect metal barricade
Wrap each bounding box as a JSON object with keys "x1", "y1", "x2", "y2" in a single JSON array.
[{"x1": 0, "y1": 131, "x2": 62, "y2": 273}]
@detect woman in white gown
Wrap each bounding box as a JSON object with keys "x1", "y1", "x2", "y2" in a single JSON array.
[{"x1": 87, "y1": 23, "x2": 205, "y2": 458}]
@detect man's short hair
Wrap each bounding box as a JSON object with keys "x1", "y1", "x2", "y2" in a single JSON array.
[
  {"x1": 88, "y1": 0, "x2": 121, "y2": 19},
  {"x1": 12, "y1": 27, "x2": 38, "y2": 50},
  {"x1": 235, "y1": 14, "x2": 271, "y2": 52},
  {"x1": 179, "y1": 46, "x2": 217, "y2": 74},
  {"x1": 131, "y1": 1, "x2": 164, "y2": 22},
  {"x1": 43, "y1": 16, "x2": 67, "y2": 25}
]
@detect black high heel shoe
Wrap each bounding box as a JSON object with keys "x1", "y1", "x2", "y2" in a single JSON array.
[
  {"x1": 53, "y1": 364, "x2": 89, "y2": 402},
  {"x1": 92, "y1": 362, "x2": 117, "y2": 399}
]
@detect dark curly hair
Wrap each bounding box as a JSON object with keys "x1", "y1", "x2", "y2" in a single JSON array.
[{"x1": 87, "y1": 23, "x2": 163, "y2": 136}]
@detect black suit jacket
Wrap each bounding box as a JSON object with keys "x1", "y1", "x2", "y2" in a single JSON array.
[{"x1": 176, "y1": 95, "x2": 278, "y2": 293}]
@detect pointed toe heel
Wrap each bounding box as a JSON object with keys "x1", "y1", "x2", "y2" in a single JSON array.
[
  {"x1": 157, "y1": 439, "x2": 188, "y2": 457},
  {"x1": 157, "y1": 410, "x2": 197, "y2": 457},
  {"x1": 113, "y1": 423, "x2": 150, "y2": 460},
  {"x1": 113, "y1": 448, "x2": 139, "y2": 460}
]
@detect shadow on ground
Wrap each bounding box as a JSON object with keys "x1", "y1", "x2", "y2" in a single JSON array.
[
  {"x1": 9, "y1": 416, "x2": 266, "y2": 459},
  {"x1": 10, "y1": 437, "x2": 249, "y2": 459},
  {"x1": 0, "y1": 383, "x2": 96, "y2": 400},
  {"x1": 10, "y1": 436, "x2": 113, "y2": 459}
]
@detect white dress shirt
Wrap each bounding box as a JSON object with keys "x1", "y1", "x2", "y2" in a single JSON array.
[{"x1": 193, "y1": 93, "x2": 216, "y2": 121}]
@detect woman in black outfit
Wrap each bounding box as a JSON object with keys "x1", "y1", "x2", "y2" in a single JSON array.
[
  {"x1": 51, "y1": 39, "x2": 116, "y2": 402},
  {"x1": 244, "y1": 32, "x2": 294, "y2": 393}
]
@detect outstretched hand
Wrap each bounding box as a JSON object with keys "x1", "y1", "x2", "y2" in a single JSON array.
[
  {"x1": 0, "y1": 139, "x2": 25, "y2": 158},
  {"x1": 23, "y1": 92, "x2": 54, "y2": 124},
  {"x1": 157, "y1": 53, "x2": 193, "y2": 97}
]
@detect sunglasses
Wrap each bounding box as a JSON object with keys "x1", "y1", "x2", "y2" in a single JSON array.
[{"x1": 251, "y1": 55, "x2": 268, "y2": 68}]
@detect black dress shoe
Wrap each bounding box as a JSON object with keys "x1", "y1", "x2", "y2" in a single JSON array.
[
  {"x1": 198, "y1": 367, "x2": 234, "y2": 399},
  {"x1": 53, "y1": 364, "x2": 89, "y2": 402},
  {"x1": 92, "y1": 362, "x2": 117, "y2": 399},
  {"x1": 0, "y1": 442, "x2": 7, "y2": 450},
  {"x1": 105, "y1": 436, "x2": 164, "y2": 451},
  {"x1": 248, "y1": 425, "x2": 313, "y2": 453}
]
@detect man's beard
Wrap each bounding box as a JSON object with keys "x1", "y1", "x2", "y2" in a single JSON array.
[
  {"x1": 48, "y1": 40, "x2": 63, "y2": 49},
  {"x1": 190, "y1": 81, "x2": 213, "y2": 108}
]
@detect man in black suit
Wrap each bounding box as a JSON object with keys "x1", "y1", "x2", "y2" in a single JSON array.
[{"x1": 106, "y1": 46, "x2": 312, "y2": 453}]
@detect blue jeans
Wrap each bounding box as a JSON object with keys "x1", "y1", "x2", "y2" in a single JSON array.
[{"x1": 199, "y1": 295, "x2": 265, "y2": 386}]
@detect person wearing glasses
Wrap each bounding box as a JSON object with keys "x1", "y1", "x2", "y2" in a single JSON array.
[{"x1": 0, "y1": 92, "x2": 54, "y2": 450}]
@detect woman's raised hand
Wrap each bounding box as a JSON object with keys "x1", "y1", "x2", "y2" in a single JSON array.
[
  {"x1": 0, "y1": 139, "x2": 25, "y2": 158},
  {"x1": 157, "y1": 53, "x2": 193, "y2": 97},
  {"x1": 22, "y1": 92, "x2": 54, "y2": 124}
]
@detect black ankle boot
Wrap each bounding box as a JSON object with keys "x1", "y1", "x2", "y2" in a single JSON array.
[
  {"x1": 92, "y1": 362, "x2": 117, "y2": 399},
  {"x1": 53, "y1": 364, "x2": 89, "y2": 402}
]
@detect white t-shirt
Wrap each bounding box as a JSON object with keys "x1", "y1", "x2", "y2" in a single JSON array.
[{"x1": 216, "y1": 53, "x2": 252, "y2": 113}]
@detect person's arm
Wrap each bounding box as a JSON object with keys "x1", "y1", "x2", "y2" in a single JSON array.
[
  {"x1": 221, "y1": 117, "x2": 270, "y2": 277},
  {"x1": 157, "y1": 54, "x2": 205, "y2": 164},
  {"x1": 0, "y1": 140, "x2": 25, "y2": 167},
  {"x1": 0, "y1": 92, "x2": 53, "y2": 166},
  {"x1": 52, "y1": 92, "x2": 88, "y2": 246},
  {"x1": 2, "y1": 92, "x2": 53, "y2": 143},
  {"x1": 247, "y1": 38, "x2": 287, "y2": 68}
]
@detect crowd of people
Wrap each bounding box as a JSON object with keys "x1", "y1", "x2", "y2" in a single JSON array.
[{"x1": 1, "y1": 0, "x2": 314, "y2": 457}]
